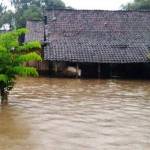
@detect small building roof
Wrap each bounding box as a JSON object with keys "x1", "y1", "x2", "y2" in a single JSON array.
[{"x1": 25, "y1": 20, "x2": 44, "y2": 42}]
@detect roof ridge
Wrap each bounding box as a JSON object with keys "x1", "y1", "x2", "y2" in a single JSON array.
[
  {"x1": 45, "y1": 9, "x2": 150, "y2": 13},
  {"x1": 26, "y1": 19, "x2": 42, "y2": 22}
]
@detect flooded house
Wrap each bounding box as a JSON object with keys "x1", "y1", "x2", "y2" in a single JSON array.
[{"x1": 25, "y1": 9, "x2": 150, "y2": 78}]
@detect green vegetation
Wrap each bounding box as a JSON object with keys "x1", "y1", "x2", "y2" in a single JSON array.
[
  {"x1": 0, "y1": 29, "x2": 42, "y2": 104},
  {"x1": 0, "y1": 0, "x2": 68, "y2": 104},
  {"x1": 0, "y1": 0, "x2": 66, "y2": 29},
  {"x1": 12, "y1": 0, "x2": 65, "y2": 27},
  {"x1": 122, "y1": 0, "x2": 150, "y2": 10}
]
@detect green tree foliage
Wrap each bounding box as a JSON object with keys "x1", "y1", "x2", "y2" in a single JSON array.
[
  {"x1": 0, "y1": 0, "x2": 66, "y2": 28},
  {"x1": 0, "y1": 2, "x2": 6, "y2": 14},
  {"x1": 15, "y1": 5, "x2": 42, "y2": 27},
  {"x1": 0, "y1": 29, "x2": 42, "y2": 104},
  {"x1": 0, "y1": 3, "x2": 9, "y2": 28},
  {"x1": 10, "y1": 0, "x2": 66, "y2": 27},
  {"x1": 11, "y1": 0, "x2": 65, "y2": 10},
  {"x1": 122, "y1": 0, "x2": 150, "y2": 10},
  {"x1": 0, "y1": 10, "x2": 14, "y2": 29}
]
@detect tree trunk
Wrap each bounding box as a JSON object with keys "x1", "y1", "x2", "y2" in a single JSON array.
[{"x1": 0, "y1": 88, "x2": 8, "y2": 105}]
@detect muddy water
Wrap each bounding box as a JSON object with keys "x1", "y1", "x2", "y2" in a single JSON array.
[{"x1": 0, "y1": 77, "x2": 150, "y2": 150}]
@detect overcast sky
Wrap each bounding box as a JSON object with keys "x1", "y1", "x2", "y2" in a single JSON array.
[
  {"x1": 1, "y1": 0, "x2": 133, "y2": 10},
  {"x1": 63, "y1": 0, "x2": 133, "y2": 10}
]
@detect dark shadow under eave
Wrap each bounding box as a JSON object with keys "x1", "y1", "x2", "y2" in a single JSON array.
[{"x1": 45, "y1": 62, "x2": 150, "y2": 79}]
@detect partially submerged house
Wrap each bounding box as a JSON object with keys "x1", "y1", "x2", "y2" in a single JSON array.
[{"x1": 25, "y1": 9, "x2": 150, "y2": 78}]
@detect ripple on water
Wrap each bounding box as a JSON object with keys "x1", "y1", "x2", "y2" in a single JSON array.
[{"x1": 0, "y1": 77, "x2": 150, "y2": 150}]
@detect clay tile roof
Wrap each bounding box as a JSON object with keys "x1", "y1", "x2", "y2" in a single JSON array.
[
  {"x1": 44, "y1": 38, "x2": 149, "y2": 63},
  {"x1": 26, "y1": 9, "x2": 150, "y2": 63},
  {"x1": 25, "y1": 20, "x2": 44, "y2": 42}
]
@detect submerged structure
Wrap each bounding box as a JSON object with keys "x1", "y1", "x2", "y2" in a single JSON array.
[{"x1": 25, "y1": 9, "x2": 150, "y2": 78}]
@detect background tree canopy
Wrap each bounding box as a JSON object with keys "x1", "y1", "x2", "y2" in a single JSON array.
[
  {"x1": 122, "y1": 0, "x2": 150, "y2": 10},
  {"x1": 0, "y1": 0, "x2": 67, "y2": 28},
  {"x1": 0, "y1": 3, "x2": 10, "y2": 28}
]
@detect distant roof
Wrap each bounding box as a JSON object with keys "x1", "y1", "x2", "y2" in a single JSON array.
[
  {"x1": 25, "y1": 20, "x2": 44, "y2": 42},
  {"x1": 27, "y1": 9, "x2": 150, "y2": 63}
]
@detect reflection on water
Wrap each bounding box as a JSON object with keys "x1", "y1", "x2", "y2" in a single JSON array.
[{"x1": 0, "y1": 77, "x2": 150, "y2": 150}]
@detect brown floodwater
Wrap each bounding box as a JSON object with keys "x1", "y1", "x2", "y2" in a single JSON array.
[{"x1": 0, "y1": 77, "x2": 150, "y2": 150}]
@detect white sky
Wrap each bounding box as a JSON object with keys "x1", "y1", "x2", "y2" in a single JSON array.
[
  {"x1": 1, "y1": 0, "x2": 133, "y2": 10},
  {"x1": 63, "y1": 0, "x2": 133, "y2": 10}
]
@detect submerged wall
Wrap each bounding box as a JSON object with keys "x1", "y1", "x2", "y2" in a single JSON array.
[
  {"x1": 26, "y1": 60, "x2": 50, "y2": 75},
  {"x1": 26, "y1": 61, "x2": 150, "y2": 79},
  {"x1": 49, "y1": 62, "x2": 150, "y2": 79}
]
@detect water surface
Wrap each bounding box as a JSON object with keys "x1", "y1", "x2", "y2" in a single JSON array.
[{"x1": 0, "y1": 77, "x2": 150, "y2": 150}]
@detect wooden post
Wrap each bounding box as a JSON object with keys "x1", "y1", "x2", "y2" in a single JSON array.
[
  {"x1": 110, "y1": 64, "x2": 112, "y2": 78},
  {"x1": 48, "y1": 61, "x2": 51, "y2": 76},
  {"x1": 54, "y1": 62, "x2": 58, "y2": 73},
  {"x1": 76, "y1": 63, "x2": 79, "y2": 78},
  {"x1": 37, "y1": 62, "x2": 40, "y2": 71},
  {"x1": 98, "y1": 64, "x2": 101, "y2": 78},
  {"x1": 1, "y1": 88, "x2": 8, "y2": 105}
]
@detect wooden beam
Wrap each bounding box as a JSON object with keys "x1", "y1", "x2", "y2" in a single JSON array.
[
  {"x1": 76, "y1": 63, "x2": 79, "y2": 78},
  {"x1": 98, "y1": 64, "x2": 101, "y2": 78},
  {"x1": 54, "y1": 62, "x2": 58, "y2": 73},
  {"x1": 110, "y1": 64, "x2": 112, "y2": 77}
]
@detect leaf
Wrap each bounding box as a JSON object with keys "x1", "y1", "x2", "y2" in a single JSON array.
[
  {"x1": 16, "y1": 28, "x2": 29, "y2": 36},
  {"x1": 0, "y1": 31, "x2": 19, "y2": 49},
  {"x1": 16, "y1": 41, "x2": 41, "y2": 52},
  {"x1": 16, "y1": 52, "x2": 42, "y2": 62},
  {"x1": 13, "y1": 66, "x2": 39, "y2": 77},
  {"x1": 24, "y1": 41, "x2": 41, "y2": 49},
  {"x1": 0, "y1": 45, "x2": 7, "y2": 52},
  {"x1": 0, "y1": 74, "x2": 8, "y2": 83}
]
